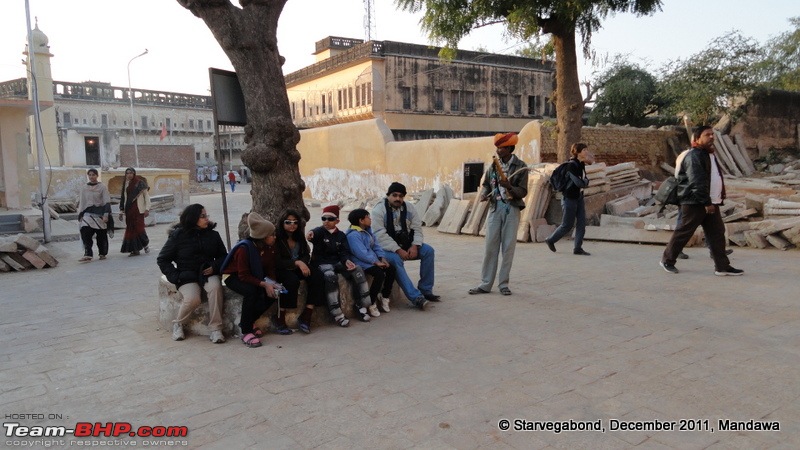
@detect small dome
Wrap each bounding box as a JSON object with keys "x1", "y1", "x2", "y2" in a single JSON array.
[{"x1": 30, "y1": 24, "x2": 49, "y2": 48}]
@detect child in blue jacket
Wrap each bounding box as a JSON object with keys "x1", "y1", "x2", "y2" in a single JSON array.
[{"x1": 345, "y1": 208, "x2": 395, "y2": 315}]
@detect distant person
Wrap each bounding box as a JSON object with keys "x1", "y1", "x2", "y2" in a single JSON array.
[
  {"x1": 307, "y1": 205, "x2": 372, "y2": 327},
  {"x1": 545, "y1": 143, "x2": 594, "y2": 256},
  {"x1": 221, "y1": 213, "x2": 286, "y2": 348},
  {"x1": 371, "y1": 182, "x2": 438, "y2": 310},
  {"x1": 157, "y1": 204, "x2": 228, "y2": 343},
  {"x1": 661, "y1": 126, "x2": 743, "y2": 276},
  {"x1": 119, "y1": 167, "x2": 151, "y2": 256},
  {"x1": 469, "y1": 132, "x2": 528, "y2": 296},
  {"x1": 228, "y1": 170, "x2": 236, "y2": 192},
  {"x1": 346, "y1": 208, "x2": 396, "y2": 315},
  {"x1": 77, "y1": 168, "x2": 113, "y2": 262},
  {"x1": 275, "y1": 209, "x2": 325, "y2": 334}
]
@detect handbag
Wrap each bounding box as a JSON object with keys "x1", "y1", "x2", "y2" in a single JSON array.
[{"x1": 655, "y1": 176, "x2": 680, "y2": 206}]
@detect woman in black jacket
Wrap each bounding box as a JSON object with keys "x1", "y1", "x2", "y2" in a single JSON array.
[
  {"x1": 275, "y1": 209, "x2": 325, "y2": 333},
  {"x1": 157, "y1": 204, "x2": 228, "y2": 343},
  {"x1": 545, "y1": 143, "x2": 594, "y2": 256}
]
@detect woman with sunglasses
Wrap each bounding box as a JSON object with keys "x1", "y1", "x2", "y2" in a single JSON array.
[
  {"x1": 119, "y1": 167, "x2": 151, "y2": 256},
  {"x1": 275, "y1": 209, "x2": 325, "y2": 334},
  {"x1": 157, "y1": 204, "x2": 228, "y2": 343}
]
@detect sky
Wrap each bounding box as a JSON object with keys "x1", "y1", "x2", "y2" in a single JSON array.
[{"x1": 0, "y1": 0, "x2": 796, "y2": 96}]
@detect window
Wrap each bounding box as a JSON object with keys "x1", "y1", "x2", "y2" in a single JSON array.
[
  {"x1": 356, "y1": 86, "x2": 361, "y2": 106},
  {"x1": 348, "y1": 87, "x2": 353, "y2": 109},
  {"x1": 101, "y1": 114, "x2": 107, "y2": 127},
  {"x1": 141, "y1": 116, "x2": 148, "y2": 129},
  {"x1": 513, "y1": 96, "x2": 522, "y2": 115},
  {"x1": 302, "y1": 100, "x2": 306, "y2": 118},
  {"x1": 401, "y1": 87, "x2": 411, "y2": 110},
  {"x1": 166, "y1": 118, "x2": 171, "y2": 129},
  {"x1": 544, "y1": 97, "x2": 552, "y2": 116},
  {"x1": 328, "y1": 92, "x2": 333, "y2": 111},
  {"x1": 464, "y1": 91, "x2": 475, "y2": 112},
  {"x1": 196, "y1": 152, "x2": 200, "y2": 161},
  {"x1": 528, "y1": 96, "x2": 539, "y2": 115},
  {"x1": 450, "y1": 90, "x2": 460, "y2": 112},
  {"x1": 338, "y1": 89, "x2": 343, "y2": 110},
  {"x1": 63, "y1": 112, "x2": 71, "y2": 127},
  {"x1": 189, "y1": 119, "x2": 194, "y2": 128},
  {"x1": 321, "y1": 95, "x2": 326, "y2": 114},
  {"x1": 198, "y1": 120, "x2": 204, "y2": 131},
  {"x1": 498, "y1": 94, "x2": 508, "y2": 114},
  {"x1": 434, "y1": 89, "x2": 443, "y2": 111},
  {"x1": 366, "y1": 83, "x2": 372, "y2": 105},
  {"x1": 207, "y1": 120, "x2": 211, "y2": 129}
]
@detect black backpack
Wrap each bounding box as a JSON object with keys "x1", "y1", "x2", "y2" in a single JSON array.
[{"x1": 549, "y1": 161, "x2": 572, "y2": 192}]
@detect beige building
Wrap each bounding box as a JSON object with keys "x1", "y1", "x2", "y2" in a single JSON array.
[{"x1": 286, "y1": 36, "x2": 555, "y2": 140}]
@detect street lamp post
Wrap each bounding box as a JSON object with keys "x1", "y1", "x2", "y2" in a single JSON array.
[{"x1": 127, "y1": 49, "x2": 148, "y2": 167}]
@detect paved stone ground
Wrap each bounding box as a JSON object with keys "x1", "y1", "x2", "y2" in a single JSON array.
[{"x1": 2, "y1": 185, "x2": 798, "y2": 449}]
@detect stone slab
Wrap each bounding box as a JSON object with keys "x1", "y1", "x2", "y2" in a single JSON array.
[{"x1": 21, "y1": 250, "x2": 47, "y2": 269}]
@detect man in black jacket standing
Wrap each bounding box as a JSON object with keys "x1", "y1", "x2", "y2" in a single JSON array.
[{"x1": 661, "y1": 126, "x2": 744, "y2": 276}]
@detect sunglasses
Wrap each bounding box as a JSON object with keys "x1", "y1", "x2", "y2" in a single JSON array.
[
  {"x1": 321, "y1": 216, "x2": 337, "y2": 222},
  {"x1": 199, "y1": 214, "x2": 209, "y2": 218},
  {"x1": 283, "y1": 220, "x2": 299, "y2": 225}
]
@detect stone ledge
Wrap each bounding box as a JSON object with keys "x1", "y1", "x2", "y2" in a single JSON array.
[{"x1": 158, "y1": 274, "x2": 398, "y2": 337}]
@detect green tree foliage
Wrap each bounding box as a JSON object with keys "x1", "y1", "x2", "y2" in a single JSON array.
[
  {"x1": 657, "y1": 31, "x2": 764, "y2": 124},
  {"x1": 588, "y1": 64, "x2": 659, "y2": 126},
  {"x1": 759, "y1": 17, "x2": 800, "y2": 91},
  {"x1": 395, "y1": 0, "x2": 663, "y2": 161}
]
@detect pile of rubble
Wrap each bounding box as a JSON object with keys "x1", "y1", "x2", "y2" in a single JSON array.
[{"x1": 0, "y1": 234, "x2": 59, "y2": 272}]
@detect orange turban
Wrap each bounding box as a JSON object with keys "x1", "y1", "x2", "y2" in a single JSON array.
[{"x1": 494, "y1": 132, "x2": 518, "y2": 147}]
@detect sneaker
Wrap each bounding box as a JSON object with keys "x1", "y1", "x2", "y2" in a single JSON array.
[
  {"x1": 335, "y1": 314, "x2": 350, "y2": 328},
  {"x1": 79, "y1": 256, "x2": 92, "y2": 262},
  {"x1": 99, "y1": 255, "x2": 107, "y2": 260},
  {"x1": 378, "y1": 295, "x2": 391, "y2": 313},
  {"x1": 715, "y1": 266, "x2": 744, "y2": 276},
  {"x1": 172, "y1": 323, "x2": 185, "y2": 341},
  {"x1": 368, "y1": 304, "x2": 381, "y2": 317},
  {"x1": 209, "y1": 330, "x2": 225, "y2": 344},
  {"x1": 414, "y1": 297, "x2": 429, "y2": 311},
  {"x1": 144, "y1": 246, "x2": 151, "y2": 254},
  {"x1": 678, "y1": 252, "x2": 689, "y2": 260},
  {"x1": 545, "y1": 239, "x2": 556, "y2": 253},
  {"x1": 573, "y1": 249, "x2": 591, "y2": 256},
  {"x1": 359, "y1": 307, "x2": 371, "y2": 322},
  {"x1": 659, "y1": 261, "x2": 679, "y2": 274}
]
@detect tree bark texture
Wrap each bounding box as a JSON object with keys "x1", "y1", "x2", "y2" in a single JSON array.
[
  {"x1": 178, "y1": 0, "x2": 309, "y2": 223},
  {"x1": 545, "y1": 20, "x2": 583, "y2": 163}
]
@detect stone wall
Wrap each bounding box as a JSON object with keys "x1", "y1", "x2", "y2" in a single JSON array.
[
  {"x1": 297, "y1": 118, "x2": 678, "y2": 201},
  {"x1": 537, "y1": 122, "x2": 679, "y2": 169},
  {"x1": 730, "y1": 89, "x2": 800, "y2": 157}
]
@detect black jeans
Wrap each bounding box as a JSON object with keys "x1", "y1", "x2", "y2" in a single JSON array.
[
  {"x1": 80, "y1": 226, "x2": 108, "y2": 257},
  {"x1": 663, "y1": 204, "x2": 730, "y2": 270},
  {"x1": 224, "y1": 275, "x2": 275, "y2": 335},
  {"x1": 364, "y1": 265, "x2": 396, "y2": 303},
  {"x1": 277, "y1": 266, "x2": 325, "y2": 309}
]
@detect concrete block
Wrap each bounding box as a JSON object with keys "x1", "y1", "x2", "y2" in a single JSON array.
[
  {"x1": 0, "y1": 259, "x2": 10, "y2": 272},
  {"x1": 0, "y1": 254, "x2": 26, "y2": 271},
  {"x1": 606, "y1": 195, "x2": 640, "y2": 216},
  {"x1": 35, "y1": 247, "x2": 59, "y2": 268},
  {"x1": 0, "y1": 240, "x2": 17, "y2": 253},
  {"x1": 14, "y1": 234, "x2": 42, "y2": 251},
  {"x1": 21, "y1": 250, "x2": 47, "y2": 269}
]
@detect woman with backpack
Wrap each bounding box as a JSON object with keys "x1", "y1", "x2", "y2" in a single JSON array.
[{"x1": 545, "y1": 143, "x2": 594, "y2": 256}]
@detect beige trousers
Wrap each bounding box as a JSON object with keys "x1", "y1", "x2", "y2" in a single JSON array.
[{"x1": 175, "y1": 275, "x2": 224, "y2": 331}]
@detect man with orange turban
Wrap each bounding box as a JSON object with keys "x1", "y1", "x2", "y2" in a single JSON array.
[{"x1": 469, "y1": 132, "x2": 528, "y2": 296}]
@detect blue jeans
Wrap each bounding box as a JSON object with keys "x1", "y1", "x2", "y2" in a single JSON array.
[
  {"x1": 548, "y1": 195, "x2": 586, "y2": 250},
  {"x1": 383, "y1": 243, "x2": 435, "y2": 304}
]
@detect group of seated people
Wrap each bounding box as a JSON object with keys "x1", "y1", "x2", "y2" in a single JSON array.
[{"x1": 157, "y1": 182, "x2": 439, "y2": 349}]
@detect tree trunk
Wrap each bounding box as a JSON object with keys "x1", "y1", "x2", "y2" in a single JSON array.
[
  {"x1": 551, "y1": 30, "x2": 583, "y2": 162},
  {"x1": 178, "y1": 0, "x2": 308, "y2": 223}
]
